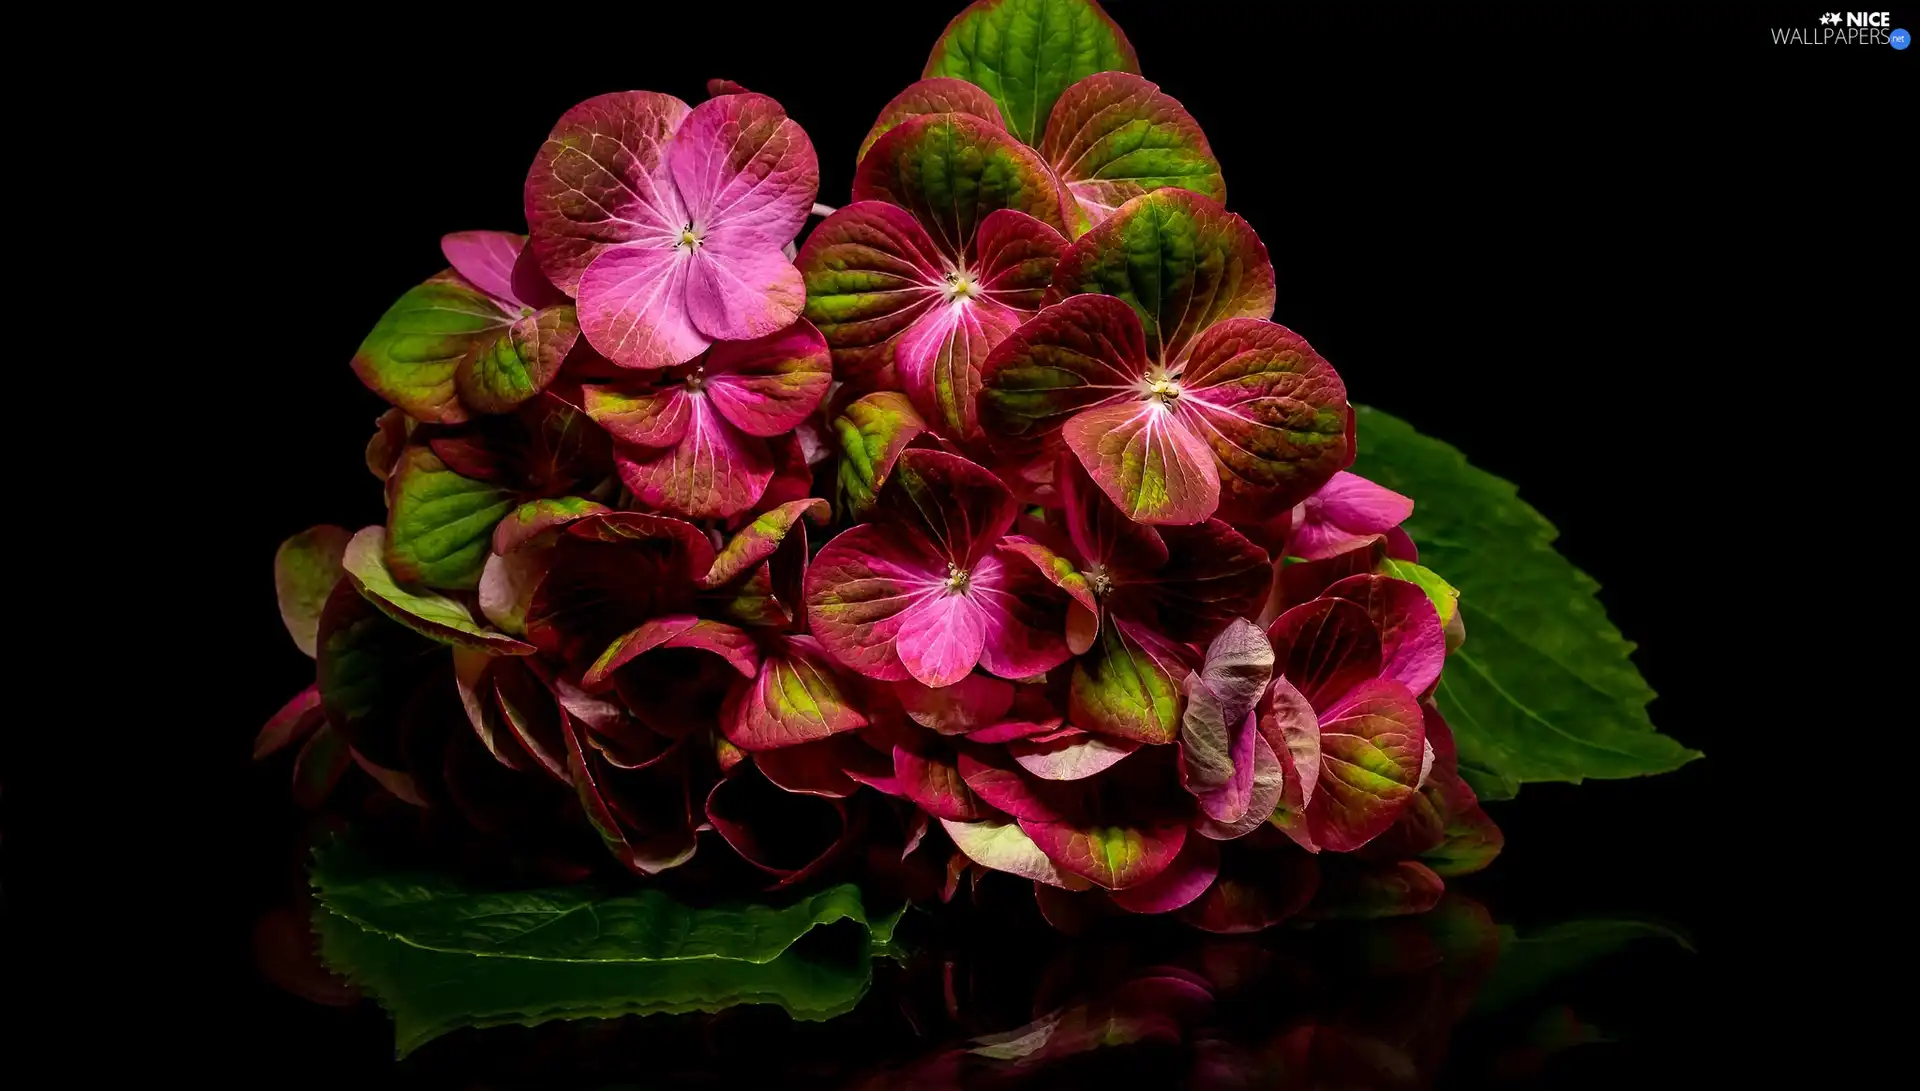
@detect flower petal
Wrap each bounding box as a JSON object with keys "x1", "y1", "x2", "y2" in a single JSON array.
[
  {"x1": 894, "y1": 673, "x2": 1016, "y2": 735},
  {"x1": 941, "y1": 818, "x2": 1092, "y2": 890},
  {"x1": 921, "y1": 0, "x2": 1140, "y2": 146},
  {"x1": 684, "y1": 243, "x2": 808, "y2": 343},
  {"x1": 1322, "y1": 573, "x2": 1446, "y2": 697},
  {"x1": 1124, "y1": 519, "x2": 1272, "y2": 644},
  {"x1": 854, "y1": 112, "x2": 1070, "y2": 254},
  {"x1": 576, "y1": 244, "x2": 709, "y2": 369},
  {"x1": 1266, "y1": 596, "x2": 1385, "y2": 713},
  {"x1": 441, "y1": 230, "x2": 527, "y2": 309},
  {"x1": 895, "y1": 740, "x2": 993, "y2": 821},
  {"x1": 583, "y1": 614, "x2": 759, "y2": 690},
  {"x1": 274, "y1": 525, "x2": 351, "y2": 658},
  {"x1": 1261, "y1": 676, "x2": 1323, "y2": 850},
  {"x1": 613, "y1": 394, "x2": 774, "y2": 518},
  {"x1": 833, "y1": 391, "x2": 930, "y2": 519},
  {"x1": 524, "y1": 90, "x2": 691, "y2": 294},
  {"x1": 669, "y1": 93, "x2": 817, "y2": 257},
  {"x1": 1019, "y1": 815, "x2": 1186, "y2": 891},
  {"x1": 895, "y1": 587, "x2": 990, "y2": 688},
  {"x1": 970, "y1": 550, "x2": 1074, "y2": 680},
  {"x1": 796, "y1": 202, "x2": 946, "y2": 391},
  {"x1": 455, "y1": 305, "x2": 579, "y2": 414},
  {"x1": 1109, "y1": 836, "x2": 1220, "y2": 913},
  {"x1": 723, "y1": 634, "x2": 870, "y2": 751},
  {"x1": 583, "y1": 379, "x2": 692, "y2": 448},
  {"x1": 1062, "y1": 399, "x2": 1220, "y2": 525},
  {"x1": 1306, "y1": 678, "x2": 1426, "y2": 853},
  {"x1": 897, "y1": 294, "x2": 1025, "y2": 442},
  {"x1": 858, "y1": 77, "x2": 1006, "y2": 163},
  {"x1": 979, "y1": 293, "x2": 1145, "y2": 452},
  {"x1": 1058, "y1": 451, "x2": 1169, "y2": 576},
  {"x1": 1068, "y1": 615, "x2": 1193, "y2": 744},
  {"x1": 703, "y1": 498, "x2": 831, "y2": 589},
  {"x1": 1009, "y1": 730, "x2": 1140, "y2": 781},
  {"x1": 1048, "y1": 188, "x2": 1274, "y2": 365},
  {"x1": 877, "y1": 449, "x2": 1020, "y2": 569},
  {"x1": 1040, "y1": 73, "x2": 1225, "y2": 233},
  {"x1": 1177, "y1": 318, "x2": 1353, "y2": 519},
  {"x1": 701, "y1": 319, "x2": 832, "y2": 437},
  {"x1": 805, "y1": 523, "x2": 948, "y2": 681},
  {"x1": 973, "y1": 208, "x2": 1069, "y2": 312}
]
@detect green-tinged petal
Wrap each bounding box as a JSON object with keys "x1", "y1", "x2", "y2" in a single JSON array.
[
  {"x1": 1068, "y1": 616, "x2": 1190, "y2": 744},
  {"x1": 1351, "y1": 406, "x2": 1701, "y2": 799},
  {"x1": 492, "y1": 496, "x2": 609, "y2": 556},
  {"x1": 723, "y1": 635, "x2": 869, "y2": 751},
  {"x1": 351, "y1": 276, "x2": 512, "y2": 424},
  {"x1": 454, "y1": 305, "x2": 579, "y2": 414},
  {"x1": 853, "y1": 112, "x2": 1069, "y2": 255},
  {"x1": 922, "y1": 0, "x2": 1140, "y2": 145},
  {"x1": 833, "y1": 391, "x2": 929, "y2": 518},
  {"x1": 275, "y1": 525, "x2": 352, "y2": 657},
  {"x1": 1048, "y1": 188, "x2": 1273, "y2": 366},
  {"x1": 1040, "y1": 72, "x2": 1225, "y2": 235},
  {"x1": 314, "y1": 580, "x2": 441, "y2": 771},
  {"x1": 341, "y1": 526, "x2": 533, "y2": 654},
  {"x1": 940, "y1": 817, "x2": 1091, "y2": 890},
  {"x1": 859, "y1": 77, "x2": 1005, "y2": 163},
  {"x1": 703, "y1": 498, "x2": 830, "y2": 589},
  {"x1": 385, "y1": 445, "x2": 517, "y2": 590},
  {"x1": 1019, "y1": 815, "x2": 1186, "y2": 891}
]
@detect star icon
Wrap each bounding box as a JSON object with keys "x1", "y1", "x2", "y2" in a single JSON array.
[{"x1": 1823, "y1": 12, "x2": 1841, "y2": 24}]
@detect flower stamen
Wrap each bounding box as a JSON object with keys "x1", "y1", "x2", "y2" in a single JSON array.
[
  {"x1": 1087, "y1": 564, "x2": 1114, "y2": 597},
  {"x1": 942, "y1": 270, "x2": 981, "y2": 302},
  {"x1": 945, "y1": 562, "x2": 971, "y2": 593}
]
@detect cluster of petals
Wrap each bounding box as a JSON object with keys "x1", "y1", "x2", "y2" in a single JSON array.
[{"x1": 282, "y1": 42, "x2": 1502, "y2": 928}]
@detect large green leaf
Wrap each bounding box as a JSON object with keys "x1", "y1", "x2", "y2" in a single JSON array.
[
  {"x1": 1350, "y1": 406, "x2": 1700, "y2": 799},
  {"x1": 922, "y1": 0, "x2": 1139, "y2": 145},
  {"x1": 309, "y1": 836, "x2": 906, "y2": 1056}
]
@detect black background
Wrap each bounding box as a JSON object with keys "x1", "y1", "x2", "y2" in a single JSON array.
[{"x1": 132, "y1": 1, "x2": 1907, "y2": 1083}]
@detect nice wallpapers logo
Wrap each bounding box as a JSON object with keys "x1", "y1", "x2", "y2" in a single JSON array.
[{"x1": 1771, "y1": 11, "x2": 1911, "y2": 46}]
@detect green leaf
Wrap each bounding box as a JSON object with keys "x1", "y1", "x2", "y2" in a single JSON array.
[
  {"x1": 1350, "y1": 406, "x2": 1701, "y2": 799},
  {"x1": 309, "y1": 835, "x2": 906, "y2": 1056},
  {"x1": 923, "y1": 0, "x2": 1140, "y2": 145},
  {"x1": 1472, "y1": 918, "x2": 1692, "y2": 1017},
  {"x1": 384, "y1": 445, "x2": 517, "y2": 591},
  {"x1": 351, "y1": 277, "x2": 511, "y2": 424}
]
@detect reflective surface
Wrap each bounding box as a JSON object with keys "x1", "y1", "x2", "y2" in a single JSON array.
[{"x1": 245, "y1": 777, "x2": 1717, "y2": 1089}]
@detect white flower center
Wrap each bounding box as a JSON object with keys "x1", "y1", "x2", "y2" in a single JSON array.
[
  {"x1": 677, "y1": 222, "x2": 703, "y2": 250},
  {"x1": 943, "y1": 269, "x2": 981, "y2": 303}
]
